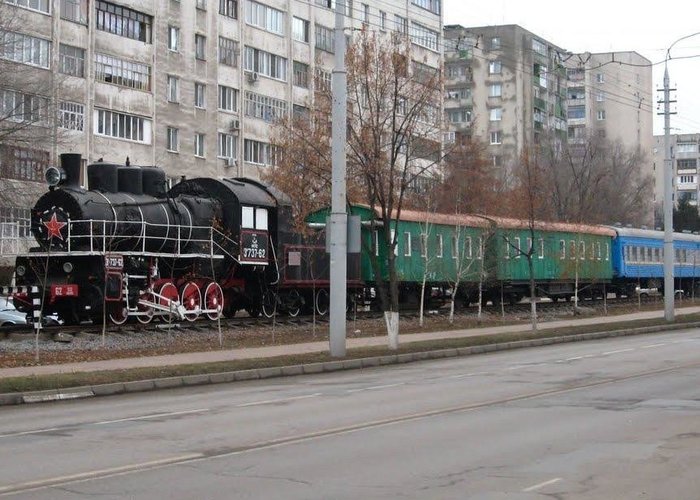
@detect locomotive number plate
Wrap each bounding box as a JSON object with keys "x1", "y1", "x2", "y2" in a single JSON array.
[
  {"x1": 105, "y1": 254, "x2": 124, "y2": 270},
  {"x1": 240, "y1": 230, "x2": 268, "y2": 264}
]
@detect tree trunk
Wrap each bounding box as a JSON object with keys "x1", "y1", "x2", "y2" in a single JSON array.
[
  {"x1": 385, "y1": 311, "x2": 399, "y2": 350},
  {"x1": 419, "y1": 274, "x2": 427, "y2": 328}
]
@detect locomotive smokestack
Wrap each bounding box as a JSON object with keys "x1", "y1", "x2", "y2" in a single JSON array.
[{"x1": 60, "y1": 153, "x2": 82, "y2": 189}]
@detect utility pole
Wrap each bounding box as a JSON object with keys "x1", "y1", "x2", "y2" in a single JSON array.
[
  {"x1": 659, "y1": 60, "x2": 677, "y2": 322},
  {"x1": 329, "y1": 0, "x2": 347, "y2": 357}
]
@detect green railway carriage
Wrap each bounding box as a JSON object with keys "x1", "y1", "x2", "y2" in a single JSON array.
[{"x1": 488, "y1": 218, "x2": 616, "y2": 303}]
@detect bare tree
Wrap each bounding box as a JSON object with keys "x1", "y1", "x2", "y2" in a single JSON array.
[{"x1": 268, "y1": 30, "x2": 443, "y2": 349}]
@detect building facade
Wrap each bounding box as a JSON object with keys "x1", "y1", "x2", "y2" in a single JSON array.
[
  {"x1": 0, "y1": 0, "x2": 442, "y2": 266},
  {"x1": 443, "y1": 24, "x2": 568, "y2": 182},
  {"x1": 653, "y1": 133, "x2": 700, "y2": 212}
]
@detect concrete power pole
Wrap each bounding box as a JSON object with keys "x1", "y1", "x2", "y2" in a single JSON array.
[
  {"x1": 660, "y1": 64, "x2": 676, "y2": 321},
  {"x1": 329, "y1": 0, "x2": 348, "y2": 357}
]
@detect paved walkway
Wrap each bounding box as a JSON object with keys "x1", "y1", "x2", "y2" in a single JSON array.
[{"x1": 3, "y1": 306, "x2": 700, "y2": 380}]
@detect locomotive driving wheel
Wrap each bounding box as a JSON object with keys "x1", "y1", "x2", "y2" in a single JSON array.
[
  {"x1": 315, "y1": 289, "x2": 329, "y2": 316},
  {"x1": 136, "y1": 291, "x2": 154, "y2": 324},
  {"x1": 286, "y1": 289, "x2": 301, "y2": 317},
  {"x1": 157, "y1": 282, "x2": 179, "y2": 321},
  {"x1": 262, "y1": 289, "x2": 277, "y2": 318},
  {"x1": 204, "y1": 282, "x2": 224, "y2": 321},
  {"x1": 180, "y1": 282, "x2": 201, "y2": 322},
  {"x1": 108, "y1": 302, "x2": 129, "y2": 325}
]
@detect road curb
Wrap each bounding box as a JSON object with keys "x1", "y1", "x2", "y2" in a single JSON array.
[{"x1": 1, "y1": 321, "x2": 699, "y2": 406}]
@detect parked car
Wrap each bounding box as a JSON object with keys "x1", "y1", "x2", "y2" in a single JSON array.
[
  {"x1": 0, "y1": 297, "x2": 29, "y2": 326},
  {"x1": 635, "y1": 287, "x2": 685, "y2": 298}
]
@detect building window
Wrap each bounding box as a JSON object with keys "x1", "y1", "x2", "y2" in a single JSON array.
[
  {"x1": 0, "y1": 206, "x2": 31, "y2": 237},
  {"x1": 315, "y1": 25, "x2": 334, "y2": 53},
  {"x1": 489, "y1": 107, "x2": 502, "y2": 121},
  {"x1": 489, "y1": 84, "x2": 502, "y2": 97},
  {"x1": 168, "y1": 26, "x2": 179, "y2": 51},
  {"x1": 0, "y1": 146, "x2": 49, "y2": 182},
  {"x1": 218, "y1": 132, "x2": 237, "y2": 159},
  {"x1": 58, "y1": 44, "x2": 85, "y2": 77},
  {"x1": 219, "y1": 0, "x2": 237, "y2": 18},
  {"x1": 596, "y1": 73, "x2": 604, "y2": 83},
  {"x1": 0, "y1": 31, "x2": 51, "y2": 68},
  {"x1": 244, "y1": 139, "x2": 277, "y2": 166},
  {"x1": 411, "y1": 0, "x2": 440, "y2": 15},
  {"x1": 395, "y1": 15, "x2": 407, "y2": 34},
  {"x1": 218, "y1": 36, "x2": 238, "y2": 67},
  {"x1": 568, "y1": 105, "x2": 585, "y2": 120},
  {"x1": 315, "y1": 67, "x2": 331, "y2": 92},
  {"x1": 245, "y1": 0, "x2": 284, "y2": 35},
  {"x1": 166, "y1": 126, "x2": 178, "y2": 152},
  {"x1": 488, "y1": 60, "x2": 502, "y2": 74},
  {"x1": 597, "y1": 110, "x2": 606, "y2": 120},
  {"x1": 361, "y1": 3, "x2": 369, "y2": 23},
  {"x1": 447, "y1": 109, "x2": 471, "y2": 123},
  {"x1": 6, "y1": 0, "x2": 50, "y2": 14},
  {"x1": 195, "y1": 34, "x2": 206, "y2": 60},
  {"x1": 60, "y1": 0, "x2": 88, "y2": 23},
  {"x1": 95, "y1": 1, "x2": 152, "y2": 43},
  {"x1": 446, "y1": 87, "x2": 470, "y2": 99},
  {"x1": 244, "y1": 91, "x2": 288, "y2": 123},
  {"x1": 410, "y1": 22, "x2": 439, "y2": 51},
  {"x1": 58, "y1": 101, "x2": 84, "y2": 131},
  {"x1": 490, "y1": 131, "x2": 502, "y2": 145},
  {"x1": 196, "y1": 0, "x2": 206, "y2": 9},
  {"x1": 218, "y1": 85, "x2": 238, "y2": 112},
  {"x1": 94, "y1": 109, "x2": 151, "y2": 143},
  {"x1": 167, "y1": 75, "x2": 179, "y2": 103},
  {"x1": 0, "y1": 89, "x2": 48, "y2": 123},
  {"x1": 596, "y1": 90, "x2": 605, "y2": 102},
  {"x1": 490, "y1": 37, "x2": 500, "y2": 50},
  {"x1": 380, "y1": 11, "x2": 386, "y2": 30},
  {"x1": 243, "y1": 46, "x2": 287, "y2": 81},
  {"x1": 293, "y1": 61, "x2": 309, "y2": 88},
  {"x1": 292, "y1": 17, "x2": 309, "y2": 43},
  {"x1": 194, "y1": 133, "x2": 205, "y2": 157},
  {"x1": 677, "y1": 159, "x2": 697, "y2": 169},
  {"x1": 677, "y1": 142, "x2": 699, "y2": 154},
  {"x1": 95, "y1": 53, "x2": 151, "y2": 91},
  {"x1": 194, "y1": 82, "x2": 206, "y2": 108}
]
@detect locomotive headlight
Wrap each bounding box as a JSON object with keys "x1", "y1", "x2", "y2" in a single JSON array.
[
  {"x1": 15, "y1": 265, "x2": 26, "y2": 277},
  {"x1": 45, "y1": 166, "x2": 66, "y2": 187},
  {"x1": 62, "y1": 262, "x2": 73, "y2": 274}
]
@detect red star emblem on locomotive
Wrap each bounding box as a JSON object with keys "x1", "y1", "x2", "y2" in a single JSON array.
[{"x1": 43, "y1": 213, "x2": 67, "y2": 241}]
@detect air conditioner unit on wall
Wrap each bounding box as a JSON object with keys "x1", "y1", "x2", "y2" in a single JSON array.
[
  {"x1": 229, "y1": 119, "x2": 240, "y2": 131},
  {"x1": 225, "y1": 157, "x2": 237, "y2": 167},
  {"x1": 246, "y1": 71, "x2": 259, "y2": 83}
]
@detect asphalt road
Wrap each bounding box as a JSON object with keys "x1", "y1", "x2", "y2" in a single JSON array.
[{"x1": 1, "y1": 329, "x2": 700, "y2": 499}]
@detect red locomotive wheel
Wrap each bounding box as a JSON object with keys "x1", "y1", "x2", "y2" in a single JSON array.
[
  {"x1": 204, "y1": 282, "x2": 224, "y2": 321},
  {"x1": 157, "y1": 282, "x2": 179, "y2": 321},
  {"x1": 136, "y1": 292, "x2": 154, "y2": 324},
  {"x1": 180, "y1": 282, "x2": 201, "y2": 322}
]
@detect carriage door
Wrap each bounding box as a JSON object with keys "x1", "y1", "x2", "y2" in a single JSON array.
[{"x1": 240, "y1": 205, "x2": 269, "y2": 265}]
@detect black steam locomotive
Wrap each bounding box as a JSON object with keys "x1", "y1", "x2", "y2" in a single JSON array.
[{"x1": 11, "y1": 154, "x2": 336, "y2": 325}]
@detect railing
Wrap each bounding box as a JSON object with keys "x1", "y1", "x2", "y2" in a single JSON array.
[{"x1": 51, "y1": 219, "x2": 242, "y2": 260}]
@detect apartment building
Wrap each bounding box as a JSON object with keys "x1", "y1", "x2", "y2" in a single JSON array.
[
  {"x1": 566, "y1": 51, "x2": 653, "y2": 222},
  {"x1": 443, "y1": 24, "x2": 568, "y2": 182},
  {"x1": 653, "y1": 133, "x2": 700, "y2": 211},
  {"x1": 0, "y1": 0, "x2": 442, "y2": 262}
]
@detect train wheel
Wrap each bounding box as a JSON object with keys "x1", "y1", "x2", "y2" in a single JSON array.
[
  {"x1": 287, "y1": 290, "x2": 301, "y2": 317},
  {"x1": 204, "y1": 282, "x2": 224, "y2": 321},
  {"x1": 262, "y1": 290, "x2": 277, "y2": 318},
  {"x1": 315, "y1": 289, "x2": 329, "y2": 316},
  {"x1": 180, "y1": 282, "x2": 201, "y2": 322},
  {"x1": 136, "y1": 292, "x2": 154, "y2": 324},
  {"x1": 158, "y1": 282, "x2": 179, "y2": 321},
  {"x1": 108, "y1": 303, "x2": 128, "y2": 325}
]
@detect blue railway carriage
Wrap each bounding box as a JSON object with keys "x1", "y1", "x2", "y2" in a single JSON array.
[{"x1": 609, "y1": 227, "x2": 700, "y2": 296}]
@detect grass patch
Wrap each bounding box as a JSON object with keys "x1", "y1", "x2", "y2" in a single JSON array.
[{"x1": 2, "y1": 314, "x2": 700, "y2": 395}]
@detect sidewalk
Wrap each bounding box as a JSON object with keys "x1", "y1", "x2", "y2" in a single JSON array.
[{"x1": 2, "y1": 306, "x2": 700, "y2": 380}]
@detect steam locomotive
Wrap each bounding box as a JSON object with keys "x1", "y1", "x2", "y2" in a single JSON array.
[{"x1": 11, "y1": 154, "x2": 334, "y2": 325}]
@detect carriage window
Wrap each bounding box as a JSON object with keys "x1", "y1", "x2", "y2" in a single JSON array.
[
  {"x1": 404, "y1": 231, "x2": 412, "y2": 257},
  {"x1": 597, "y1": 242, "x2": 602, "y2": 260},
  {"x1": 539, "y1": 238, "x2": 544, "y2": 259},
  {"x1": 477, "y1": 237, "x2": 483, "y2": 260},
  {"x1": 570, "y1": 240, "x2": 576, "y2": 260},
  {"x1": 579, "y1": 241, "x2": 585, "y2": 260},
  {"x1": 466, "y1": 236, "x2": 472, "y2": 258},
  {"x1": 526, "y1": 237, "x2": 532, "y2": 256},
  {"x1": 605, "y1": 243, "x2": 609, "y2": 261},
  {"x1": 514, "y1": 237, "x2": 521, "y2": 259},
  {"x1": 256, "y1": 208, "x2": 268, "y2": 230},
  {"x1": 242, "y1": 206, "x2": 255, "y2": 228},
  {"x1": 420, "y1": 233, "x2": 427, "y2": 258},
  {"x1": 504, "y1": 237, "x2": 510, "y2": 259},
  {"x1": 451, "y1": 235, "x2": 458, "y2": 259},
  {"x1": 374, "y1": 230, "x2": 379, "y2": 256},
  {"x1": 559, "y1": 240, "x2": 565, "y2": 259},
  {"x1": 437, "y1": 234, "x2": 443, "y2": 258}
]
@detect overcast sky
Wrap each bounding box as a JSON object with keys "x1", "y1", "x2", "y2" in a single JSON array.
[{"x1": 443, "y1": 0, "x2": 700, "y2": 135}]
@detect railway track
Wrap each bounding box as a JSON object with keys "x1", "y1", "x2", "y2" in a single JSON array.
[{"x1": 0, "y1": 295, "x2": 683, "y2": 343}]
